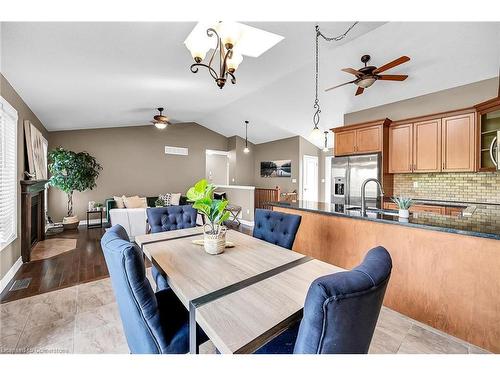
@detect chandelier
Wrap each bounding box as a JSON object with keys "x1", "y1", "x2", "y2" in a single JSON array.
[{"x1": 184, "y1": 22, "x2": 283, "y2": 89}]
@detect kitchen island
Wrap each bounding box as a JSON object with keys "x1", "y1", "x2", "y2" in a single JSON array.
[{"x1": 271, "y1": 200, "x2": 500, "y2": 353}]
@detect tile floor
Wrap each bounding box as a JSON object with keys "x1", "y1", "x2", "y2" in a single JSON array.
[{"x1": 0, "y1": 270, "x2": 490, "y2": 354}]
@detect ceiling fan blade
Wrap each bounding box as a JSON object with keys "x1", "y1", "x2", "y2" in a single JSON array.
[
  {"x1": 377, "y1": 74, "x2": 408, "y2": 81},
  {"x1": 342, "y1": 68, "x2": 362, "y2": 76},
  {"x1": 373, "y1": 56, "x2": 410, "y2": 74},
  {"x1": 325, "y1": 79, "x2": 357, "y2": 92},
  {"x1": 355, "y1": 87, "x2": 364, "y2": 96}
]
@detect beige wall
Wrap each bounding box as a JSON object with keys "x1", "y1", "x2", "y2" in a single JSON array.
[
  {"x1": 0, "y1": 75, "x2": 49, "y2": 280},
  {"x1": 214, "y1": 187, "x2": 255, "y2": 222},
  {"x1": 344, "y1": 77, "x2": 499, "y2": 125},
  {"x1": 48, "y1": 123, "x2": 228, "y2": 222},
  {"x1": 253, "y1": 136, "x2": 300, "y2": 193}
]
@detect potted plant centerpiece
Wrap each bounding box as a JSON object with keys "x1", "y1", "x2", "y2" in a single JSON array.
[
  {"x1": 48, "y1": 148, "x2": 102, "y2": 230},
  {"x1": 187, "y1": 179, "x2": 230, "y2": 255},
  {"x1": 392, "y1": 196, "x2": 413, "y2": 219}
]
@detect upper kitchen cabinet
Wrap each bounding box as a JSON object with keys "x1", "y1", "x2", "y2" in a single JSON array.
[
  {"x1": 474, "y1": 97, "x2": 500, "y2": 172},
  {"x1": 388, "y1": 109, "x2": 477, "y2": 174},
  {"x1": 332, "y1": 118, "x2": 390, "y2": 156},
  {"x1": 334, "y1": 129, "x2": 356, "y2": 155},
  {"x1": 389, "y1": 123, "x2": 413, "y2": 173},
  {"x1": 441, "y1": 113, "x2": 476, "y2": 172},
  {"x1": 413, "y1": 119, "x2": 442, "y2": 173}
]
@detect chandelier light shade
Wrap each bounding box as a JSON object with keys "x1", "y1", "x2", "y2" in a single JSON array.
[
  {"x1": 243, "y1": 120, "x2": 250, "y2": 153},
  {"x1": 184, "y1": 22, "x2": 284, "y2": 89}
]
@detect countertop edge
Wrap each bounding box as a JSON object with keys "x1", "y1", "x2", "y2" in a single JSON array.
[{"x1": 270, "y1": 202, "x2": 500, "y2": 241}]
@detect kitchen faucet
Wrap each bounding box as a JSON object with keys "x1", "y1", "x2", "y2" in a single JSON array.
[{"x1": 361, "y1": 178, "x2": 385, "y2": 216}]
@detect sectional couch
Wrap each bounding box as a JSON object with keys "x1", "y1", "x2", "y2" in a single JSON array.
[{"x1": 104, "y1": 196, "x2": 189, "y2": 239}]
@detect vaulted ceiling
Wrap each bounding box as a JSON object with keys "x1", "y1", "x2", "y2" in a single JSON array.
[{"x1": 1, "y1": 22, "x2": 499, "y2": 147}]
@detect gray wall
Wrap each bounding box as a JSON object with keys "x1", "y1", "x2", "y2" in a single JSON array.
[
  {"x1": 253, "y1": 136, "x2": 301, "y2": 193},
  {"x1": 48, "y1": 123, "x2": 228, "y2": 222},
  {"x1": 0, "y1": 74, "x2": 49, "y2": 280},
  {"x1": 344, "y1": 77, "x2": 499, "y2": 125},
  {"x1": 227, "y1": 135, "x2": 255, "y2": 186}
]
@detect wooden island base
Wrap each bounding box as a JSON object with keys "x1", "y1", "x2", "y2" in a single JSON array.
[{"x1": 274, "y1": 206, "x2": 500, "y2": 353}]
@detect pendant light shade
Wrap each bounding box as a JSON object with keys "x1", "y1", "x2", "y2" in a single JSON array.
[
  {"x1": 322, "y1": 131, "x2": 329, "y2": 152},
  {"x1": 243, "y1": 120, "x2": 250, "y2": 153},
  {"x1": 310, "y1": 125, "x2": 323, "y2": 141}
]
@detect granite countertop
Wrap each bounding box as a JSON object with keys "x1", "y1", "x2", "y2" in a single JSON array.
[{"x1": 270, "y1": 200, "x2": 500, "y2": 240}]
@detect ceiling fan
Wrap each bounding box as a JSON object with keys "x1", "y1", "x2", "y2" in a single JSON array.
[
  {"x1": 325, "y1": 55, "x2": 410, "y2": 96},
  {"x1": 151, "y1": 107, "x2": 171, "y2": 129}
]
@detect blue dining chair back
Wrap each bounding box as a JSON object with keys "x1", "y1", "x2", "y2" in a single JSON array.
[
  {"x1": 253, "y1": 209, "x2": 301, "y2": 250},
  {"x1": 294, "y1": 246, "x2": 392, "y2": 354},
  {"x1": 146, "y1": 205, "x2": 197, "y2": 233},
  {"x1": 146, "y1": 205, "x2": 198, "y2": 291},
  {"x1": 101, "y1": 224, "x2": 191, "y2": 354}
]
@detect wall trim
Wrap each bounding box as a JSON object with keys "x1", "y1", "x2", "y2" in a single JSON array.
[
  {"x1": 0, "y1": 256, "x2": 23, "y2": 294},
  {"x1": 79, "y1": 218, "x2": 108, "y2": 226},
  {"x1": 239, "y1": 219, "x2": 254, "y2": 227}
]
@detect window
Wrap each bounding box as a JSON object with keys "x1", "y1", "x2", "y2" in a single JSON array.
[{"x1": 0, "y1": 96, "x2": 18, "y2": 250}]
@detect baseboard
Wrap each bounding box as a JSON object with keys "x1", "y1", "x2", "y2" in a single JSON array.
[
  {"x1": 0, "y1": 257, "x2": 23, "y2": 294},
  {"x1": 79, "y1": 218, "x2": 108, "y2": 226}
]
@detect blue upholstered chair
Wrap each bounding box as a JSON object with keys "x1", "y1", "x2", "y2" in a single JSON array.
[
  {"x1": 253, "y1": 209, "x2": 301, "y2": 250},
  {"x1": 256, "y1": 246, "x2": 392, "y2": 354},
  {"x1": 101, "y1": 224, "x2": 205, "y2": 354},
  {"x1": 146, "y1": 205, "x2": 198, "y2": 291}
]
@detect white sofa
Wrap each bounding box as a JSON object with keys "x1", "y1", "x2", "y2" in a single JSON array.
[{"x1": 109, "y1": 208, "x2": 148, "y2": 240}]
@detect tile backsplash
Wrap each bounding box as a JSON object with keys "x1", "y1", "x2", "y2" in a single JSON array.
[{"x1": 393, "y1": 172, "x2": 500, "y2": 204}]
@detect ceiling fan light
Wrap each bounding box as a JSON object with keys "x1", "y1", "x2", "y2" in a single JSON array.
[
  {"x1": 154, "y1": 122, "x2": 167, "y2": 130},
  {"x1": 357, "y1": 77, "x2": 376, "y2": 88}
]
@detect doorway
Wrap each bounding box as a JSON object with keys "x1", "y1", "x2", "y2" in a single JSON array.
[
  {"x1": 302, "y1": 155, "x2": 318, "y2": 202},
  {"x1": 205, "y1": 150, "x2": 229, "y2": 185}
]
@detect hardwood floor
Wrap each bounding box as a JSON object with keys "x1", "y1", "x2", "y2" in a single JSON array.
[{"x1": 0, "y1": 227, "x2": 109, "y2": 303}]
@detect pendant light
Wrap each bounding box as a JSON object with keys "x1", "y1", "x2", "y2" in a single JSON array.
[
  {"x1": 243, "y1": 120, "x2": 250, "y2": 153},
  {"x1": 310, "y1": 23, "x2": 358, "y2": 141},
  {"x1": 322, "y1": 131, "x2": 329, "y2": 152}
]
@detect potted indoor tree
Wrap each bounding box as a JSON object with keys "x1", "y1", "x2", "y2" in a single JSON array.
[
  {"x1": 187, "y1": 179, "x2": 230, "y2": 255},
  {"x1": 48, "y1": 147, "x2": 102, "y2": 230}
]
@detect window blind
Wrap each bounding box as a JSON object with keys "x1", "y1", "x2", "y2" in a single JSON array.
[{"x1": 0, "y1": 96, "x2": 18, "y2": 250}]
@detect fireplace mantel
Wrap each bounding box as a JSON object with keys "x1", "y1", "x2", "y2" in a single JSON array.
[{"x1": 20, "y1": 179, "x2": 48, "y2": 262}]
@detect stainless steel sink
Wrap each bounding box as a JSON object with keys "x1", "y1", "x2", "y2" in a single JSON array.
[{"x1": 346, "y1": 206, "x2": 400, "y2": 217}]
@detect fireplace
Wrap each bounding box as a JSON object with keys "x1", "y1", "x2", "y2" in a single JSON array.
[{"x1": 20, "y1": 180, "x2": 48, "y2": 262}]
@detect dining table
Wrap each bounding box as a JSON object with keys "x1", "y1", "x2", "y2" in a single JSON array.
[{"x1": 135, "y1": 227, "x2": 343, "y2": 354}]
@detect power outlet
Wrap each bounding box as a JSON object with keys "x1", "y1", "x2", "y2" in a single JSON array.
[{"x1": 413, "y1": 181, "x2": 419, "y2": 188}]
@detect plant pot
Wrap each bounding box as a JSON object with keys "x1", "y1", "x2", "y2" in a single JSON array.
[
  {"x1": 62, "y1": 215, "x2": 79, "y2": 230},
  {"x1": 398, "y1": 209, "x2": 410, "y2": 219},
  {"x1": 203, "y1": 224, "x2": 227, "y2": 255}
]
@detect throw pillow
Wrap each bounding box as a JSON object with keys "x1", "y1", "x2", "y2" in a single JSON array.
[
  {"x1": 158, "y1": 193, "x2": 171, "y2": 206},
  {"x1": 170, "y1": 193, "x2": 181, "y2": 205},
  {"x1": 113, "y1": 196, "x2": 126, "y2": 209},
  {"x1": 123, "y1": 196, "x2": 147, "y2": 209}
]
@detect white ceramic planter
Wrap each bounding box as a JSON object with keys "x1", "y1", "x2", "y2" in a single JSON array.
[
  {"x1": 203, "y1": 224, "x2": 227, "y2": 255},
  {"x1": 398, "y1": 209, "x2": 410, "y2": 219}
]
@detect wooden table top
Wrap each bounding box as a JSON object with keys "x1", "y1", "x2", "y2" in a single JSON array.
[
  {"x1": 137, "y1": 228, "x2": 306, "y2": 308},
  {"x1": 196, "y1": 259, "x2": 343, "y2": 353}
]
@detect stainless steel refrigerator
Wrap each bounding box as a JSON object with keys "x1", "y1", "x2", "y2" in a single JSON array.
[{"x1": 331, "y1": 153, "x2": 382, "y2": 207}]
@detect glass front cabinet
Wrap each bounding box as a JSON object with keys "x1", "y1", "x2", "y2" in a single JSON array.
[{"x1": 475, "y1": 97, "x2": 500, "y2": 171}]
